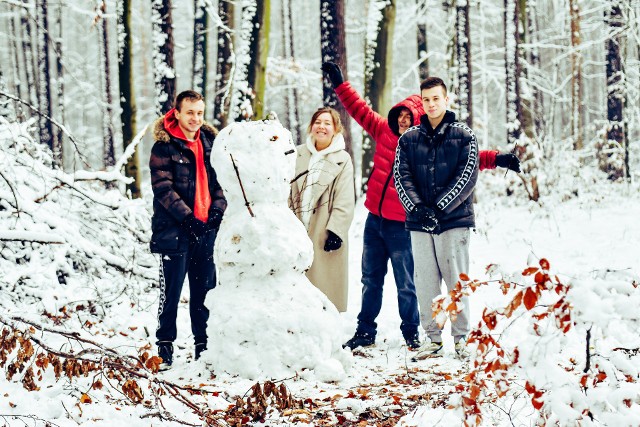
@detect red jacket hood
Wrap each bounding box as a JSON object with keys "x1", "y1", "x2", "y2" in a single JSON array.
[
  {"x1": 163, "y1": 108, "x2": 200, "y2": 142},
  {"x1": 387, "y1": 95, "x2": 424, "y2": 136}
]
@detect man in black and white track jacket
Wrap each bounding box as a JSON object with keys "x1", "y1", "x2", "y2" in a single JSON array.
[{"x1": 393, "y1": 76, "x2": 478, "y2": 360}]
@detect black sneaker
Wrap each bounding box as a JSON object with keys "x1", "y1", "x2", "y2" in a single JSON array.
[
  {"x1": 404, "y1": 333, "x2": 422, "y2": 350},
  {"x1": 158, "y1": 342, "x2": 173, "y2": 370},
  {"x1": 342, "y1": 332, "x2": 375, "y2": 350},
  {"x1": 195, "y1": 342, "x2": 207, "y2": 360}
]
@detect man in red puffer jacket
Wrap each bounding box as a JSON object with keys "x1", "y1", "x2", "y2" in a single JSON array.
[{"x1": 322, "y1": 62, "x2": 520, "y2": 351}]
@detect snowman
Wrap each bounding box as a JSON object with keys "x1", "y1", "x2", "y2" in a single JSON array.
[{"x1": 202, "y1": 119, "x2": 350, "y2": 381}]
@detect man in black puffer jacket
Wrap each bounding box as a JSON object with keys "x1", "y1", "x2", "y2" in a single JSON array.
[
  {"x1": 149, "y1": 90, "x2": 227, "y2": 369},
  {"x1": 394, "y1": 77, "x2": 478, "y2": 360}
]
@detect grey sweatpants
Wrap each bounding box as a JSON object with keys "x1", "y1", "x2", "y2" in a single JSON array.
[{"x1": 410, "y1": 228, "x2": 471, "y2": 342}]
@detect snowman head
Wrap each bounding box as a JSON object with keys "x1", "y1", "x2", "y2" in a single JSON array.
[{"x1": 211, "y1": 120, "x2": 297, "y2": 206}]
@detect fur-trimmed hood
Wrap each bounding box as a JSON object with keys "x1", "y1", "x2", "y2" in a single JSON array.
[{"x1": 152, "y1": 115, "x2": 218, "y2": 143}]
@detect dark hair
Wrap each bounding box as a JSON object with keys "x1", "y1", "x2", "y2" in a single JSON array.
[
  {"x1": 420, "y1": 77, "x2": 447, "y2": 95},
  {"x1": 175, "y1": 90, "x2": 204, "y2": 111},
  {"x1": 306, "y1": 107, "x2": 344, "y2": 135}
]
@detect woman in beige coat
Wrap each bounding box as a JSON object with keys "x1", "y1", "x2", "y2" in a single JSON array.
[{"x1": 290, "y1": 107, "x2": 355, "y2": 312}]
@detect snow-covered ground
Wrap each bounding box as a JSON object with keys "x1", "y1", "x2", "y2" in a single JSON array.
[{"x1": 1, "y1": 121, "x2": 639, "y2": 426}]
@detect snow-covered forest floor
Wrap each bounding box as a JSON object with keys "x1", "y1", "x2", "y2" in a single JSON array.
[{"x1": 1, "y1": 120, "x2": 639, "y2": 426}]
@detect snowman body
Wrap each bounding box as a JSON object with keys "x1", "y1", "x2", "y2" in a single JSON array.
[{"x1": 203, "y1": 120, "x2": 350, "y2": 381}]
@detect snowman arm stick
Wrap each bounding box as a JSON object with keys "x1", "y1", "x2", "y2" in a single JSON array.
[{"x1": 229, "y1": 154, "x2": 255, "y2": 217}]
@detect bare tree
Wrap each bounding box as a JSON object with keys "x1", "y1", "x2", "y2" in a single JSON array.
[
  {"x1": 96, "y1": 1, "x2": 115, "y2": 169},
  {"x1": 54, "y1": 1, "x2": 64, "y2": 149},
  {"x1": 416, "y1": 0, "x2": 429, "y2": 80},
  {"x1": 21, "y1": 0, "x2": 38, "y2": 109},
  {"x1": 361, "y1": 0, "x2": 396, "y2": 191},
  {"x1": 281, "y1": 0, "x2": 301, "y2": 142},
  {"x1": 600, "y1": 0, "x2": 627, "y2": 180},
  {"x1": 504, "y1": 0, "x2": 522, "y2": 147},
  {"x1": 152, "y1": 0, "x2": 176, "y2": 115},
  {"x1": 569, "y1": 0, "x2": 583, "y2": 150},
  {"x1": 320, "y1": 0, "x2": 353, "y2": 159},
  {"x1": 192, "y1": 0, "x2": 207, "y2": 96},
  {"x1": 213, "y1": 0, "x2": 234, "y2": 127},
  {"x1": 117, "y1": 0, "x2": 141, "y2": 198},
  {"x1": 36, "y1": 0, "x2": 57, "y2": 165},
  {"x1": 246, "y1": 0, "x2": 270, "y2": 120},
  {"x1": 455, "y1": 0, "x2": 472, "y2": 127}
]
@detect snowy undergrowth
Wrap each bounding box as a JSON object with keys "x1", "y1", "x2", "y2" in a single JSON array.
[
  {"x1": 0, "y1": 119, "x2": 156, "y2": 319},
  {"x1": 1, "y1": 119, "x2": 639, "y2": 426}
]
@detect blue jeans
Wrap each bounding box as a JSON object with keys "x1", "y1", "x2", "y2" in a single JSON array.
[{"x1": 356, "y1": 213, "x2": 419, "y2": 339}]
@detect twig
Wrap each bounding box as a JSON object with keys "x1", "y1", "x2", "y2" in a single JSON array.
[
  {"x1": 229, "y1": 154, "x2": 254, "y2": 217},
  {"x1": 0, "y1": 170, "x2": 19, "y2": 214},
  {"x1": 584, "y1": 327, "x2": 591, "y2": 373},
  {"x1": 0, "y1": 90, "x2": 89, "y2": 167}
]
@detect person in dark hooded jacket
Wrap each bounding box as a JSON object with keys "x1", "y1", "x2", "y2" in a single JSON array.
[
  {"x1": 322, "y1": 62, "x2": 519, "y2": 352},
  {"x1": 149, "y1": 90, "x2": 227, "y2": 369}
]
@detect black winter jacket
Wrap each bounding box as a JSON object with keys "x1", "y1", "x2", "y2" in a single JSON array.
[
  {"x1": 393, "y1": 111, "x2": 478, "y2": 234},
  {"x1": 149, "y1": 118, "x2": 227, "y2": 254}
]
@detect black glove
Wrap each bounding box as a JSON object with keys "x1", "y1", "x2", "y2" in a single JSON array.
[
  {"x1": 321, "y1": 61, "x2": 344, "y2": 88},
  {"x1": 182, "y1": 213, "x2": 208, "y2": 238},
  {"x1": 323, "y1": 230, "x2": 343, "y2": 252},
  {"x1": 414, "y1": 204, "x2": 438, "y2": 232},
  {"x1": 495, "y1": 153, "x2": 521, "y2": 173},
  {"x1": 207, "y1": 208, "x2": 223, "y2": 231}
]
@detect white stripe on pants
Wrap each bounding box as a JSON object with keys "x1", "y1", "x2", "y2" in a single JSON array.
[{"x1": 410, "y1": 227, "x2": 471, "y2": 342}]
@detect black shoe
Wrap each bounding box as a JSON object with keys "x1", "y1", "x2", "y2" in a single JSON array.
[
  {"x1": 195, "y1": 342, "x2": 207, "y2": 360},
  {"x1": 404, "y1": 333, "x2": 422, "y2": 350},
  {"x1": 158, "y1": 342, "x2": 173, "y2": 369},
  {"x1": 342, "y1": 332, "x2": 375, "y2": 350}
]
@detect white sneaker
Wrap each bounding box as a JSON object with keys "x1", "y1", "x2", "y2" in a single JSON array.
[
  {"x1": 412, "y1": 341, "x2": 443, "y2": 361},
  {"x1": 455, "y1": 338, "x2": 470, "y2": 359}
]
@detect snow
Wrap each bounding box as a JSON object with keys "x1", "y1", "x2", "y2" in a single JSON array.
[{"x1": 1, "y1": 119, "x2": 639, "y2": 425}]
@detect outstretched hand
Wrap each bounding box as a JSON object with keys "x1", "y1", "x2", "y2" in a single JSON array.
[
  {"x1": 322, "y1": 61, "x2": 344, "y2": 88},
  {"x1": 496, "y1": 153, "x2": 521, "y2": 173}
]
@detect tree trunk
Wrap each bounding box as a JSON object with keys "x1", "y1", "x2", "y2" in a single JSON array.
[
  {"x1": 54, "y1": 2, "x2": 64, "y2": 152},
  {"x1": 231, "y1": 0, "x2": 258, "y2": 121},
  {"x1": 21, "y1": 1, "x2": 38, "y2": 109},
  {"x1": 455, "y1": 0, "x2": 472, "y2": 127},
  {"x1": 192, "y1": 0, "x2": 207, "y2": 96},
  {"x1": 569, "y1": 0, "x2": 583, "y2": 150},
  {"x1": 320, "y1": 0, "x2": 353, "y2": 159},
  {"x1": 97, "y1": 1, "x2": 115, "y2": 169},
  {"x1": 504, "y1": 0, "x2": 522, "y2": 146},
  {"x1": 152, "y1": 0, "x2": 176, "y2": 115},
  {"x1": 36, "y1": 0, "x2": 56, "y2": 164},
  {"x1": 362, "y1": 0, "x2": 396, "y2": 192},
  {"x1": 601, "y1": 0, "x2": 627, "y2": 180},
  {"x1": 281, "y1": 0, "x2": 301, "y2": 142},
  {"x1": 246, "y1": 0, "x2": 270, "y2": 120},
  {"x1": 416, "y1": 0, "x2": 428, "y2": 81},
  {"x1": 213, "y1": 0, "x2": 234, "y2": 127},
  {"x1": 117, "y1": 0, "x2": 141, "y2": 198},
  {"x1": 8, "y1": 9, "x2": 22, "y2": 119}
]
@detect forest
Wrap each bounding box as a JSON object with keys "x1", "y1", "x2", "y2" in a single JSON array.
[
  {"x1": 0, "y1": 0, "x2": 638, "y2": 197},
  {"x1": 0, "y1": 0, "x2": 639, "y2": 426}
]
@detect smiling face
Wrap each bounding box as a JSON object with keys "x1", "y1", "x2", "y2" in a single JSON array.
[
  {"x1": 421, "y1": 85, "x2": 449, "y2": 126},
  {"x1": 174, "y1": 98, "x2": 205, "y2": 140},
  {"x1": 310, "y1": 112, "x2": 337, "y2": 150},
  {"x1": 397, "y1": 108, "x2": 413, "y2": 135}
]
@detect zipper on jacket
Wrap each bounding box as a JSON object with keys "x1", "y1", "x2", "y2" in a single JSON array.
[{"x1": 378, "y1": 170, "x2": 394, "y2": 218}]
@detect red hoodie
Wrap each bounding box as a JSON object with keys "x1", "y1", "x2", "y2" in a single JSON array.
[
  {"x1": 335, "y1": 82, "x2": 497, "y2": 222},
  {"x1": 163, "y1": 109, "x2": 211, "y2": 222}
]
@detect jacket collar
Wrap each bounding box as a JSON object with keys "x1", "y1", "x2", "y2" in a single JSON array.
[
  {"x1": 153, "y1": 116, "x2": 218, "y2": 144},
  {"x1": 420, "y1": 110, "x2": 456, "y2": 137}
]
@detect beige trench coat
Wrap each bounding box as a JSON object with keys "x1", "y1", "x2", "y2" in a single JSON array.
[{"x1": 290, "y1": 145, "x2": 355, "y2": 312}]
